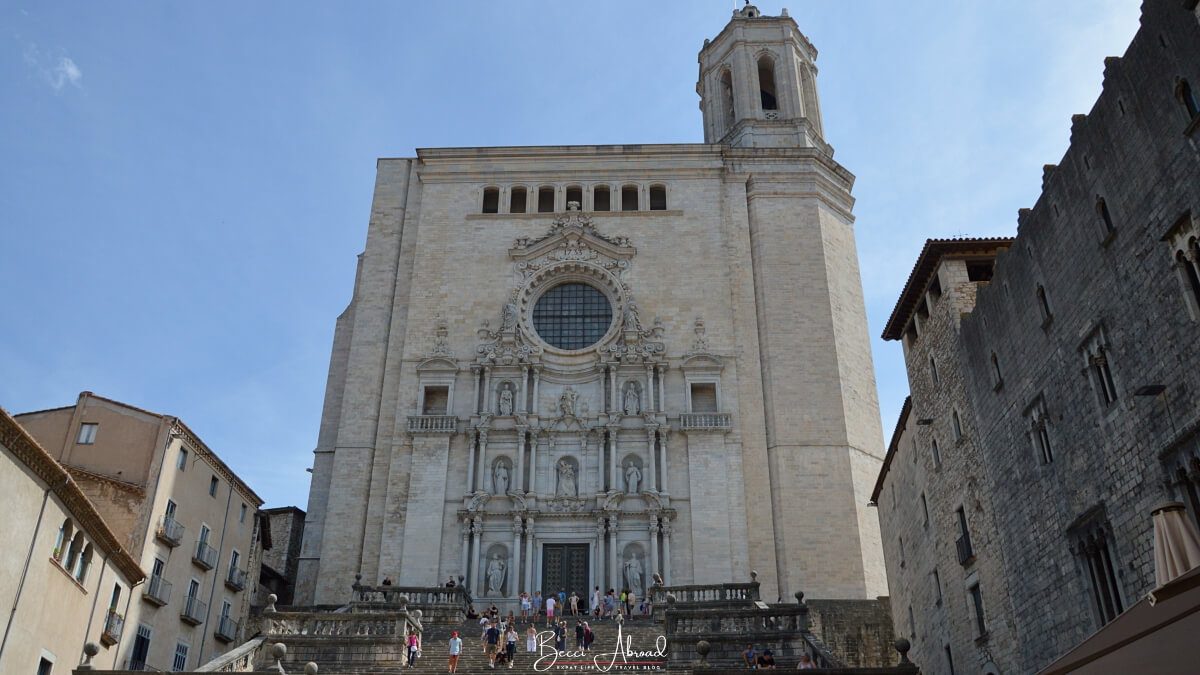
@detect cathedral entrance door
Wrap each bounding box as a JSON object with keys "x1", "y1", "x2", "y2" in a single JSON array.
[{"x1": 541, "y1": 544, "x2": 589, "y2": 602}]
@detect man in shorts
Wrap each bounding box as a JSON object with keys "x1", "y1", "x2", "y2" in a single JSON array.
[
  {"x1": 485, "y1": 622, "x2": 502, "y2": 668},
  {"x1": 545, "y1": 594, "x2": 557, "y2": 627}
]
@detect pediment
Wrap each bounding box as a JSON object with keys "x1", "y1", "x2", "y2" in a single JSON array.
[
  {"x1": 509, "y1": 209, "x2": 636, "y2": 265},
  {"x1": 416, "y1": 356, "x2": 460, "y2": 373},
  {"x1": 681, "y1": 353, "x2": 723, "y2": 372}
]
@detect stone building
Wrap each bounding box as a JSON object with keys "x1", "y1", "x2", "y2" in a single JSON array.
[
  {"x1": 298, "y1": 3, "x2": 888, "y2": 609},
  {"x1": 874, "y1": 2, "x2": 1200, "y2": 673},
  {"x1": 256, "y1": 506, "x2": 305, "y2": 607},
  {"x1": 15, "y1": 392, "x2": 265, "y2": 671},
  {"x1": 0, "y1": 407, "x2": 144, "y2": 673}
]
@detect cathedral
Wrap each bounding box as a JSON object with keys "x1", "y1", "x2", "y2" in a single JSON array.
[{"x1": 296, "y1": 4, "x2": 888, "y2": 608}]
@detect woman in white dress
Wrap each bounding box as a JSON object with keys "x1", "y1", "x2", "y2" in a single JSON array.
[{"x1": 525, "y1": 624, "x2": 538, "y2": 652}]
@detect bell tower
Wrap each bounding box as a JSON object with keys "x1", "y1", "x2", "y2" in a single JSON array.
[{"x1": 697, "y1": 3, "x2": 825, "y2": 147}]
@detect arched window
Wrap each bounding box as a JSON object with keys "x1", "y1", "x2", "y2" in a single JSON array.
[
  {"x1": 720, "y1": 69, "x2": 735, "y2": 129},
  {"x1": 565, "y1": 186, "x2": 583, "y2": 210},
  {"x1": 537, "y1": 186, "x2": 555, "y2": 213},
  {"x1": 1178, "y1": 79, "x2": 1199, "y2": 119},
  {"x1": 65, "y1": 531, "x2": 85, "y2": 571},
  {"x1": 593, "y1": 186, "x2": 611, "y2": 212},
  {"x1": 621, "y1": 185, "x2": 639, "y2": 211},
  {"x1": 510, "y1": 187, "x2": 528, "y2": 214},
  {"x1": 1097, "y1": 197, "x2": 1116, "y2": 239},
  {"x1": 482, "y1": 187, "x2": 499, "y2": 214},
  {"x1": 757, "y1": 55, "x2": 778, "y2": 112},
  {"x1": 75, "y1": 543, "x2": 94, "y2": 583},
  {"x1": 648, "y1": 185, "x2": 667, "y2": 211},
  {"x1": 53, "y1": 519, "x2": 73, "y2": 561}
]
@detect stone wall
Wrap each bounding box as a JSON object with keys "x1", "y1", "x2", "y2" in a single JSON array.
[{"x1": 806, "y1": 598, "x2": 897, "y2": 668}]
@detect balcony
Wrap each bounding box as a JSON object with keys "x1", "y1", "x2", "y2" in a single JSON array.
[
  {"x1": 407, "y1": 414, "x2": 457, "y2": 434},
  {"x1": 100, "y1": 609, "x2": 124, "y2": 646},
  {"x1": 193, "y1": 541, "x2": 217, "y2": 570},
  {"x1": 215, "y1": 615, "x2": 239, "y2": 643},
  {"x1": 180, "y1": 595, "x2": 207, "y2": 626},
  {"x1": 127, "y1": 658, "x2": 163, "y2": 671},
  {"x1": 142, "y1": 574, "x2": 172, "y2": 606},
  {"x1": 225, "y1": 566, "x2": 247, "y2": 592},
  {"x1": 956, "y1": 532, "x2": 976, "y2": 566},
  {"x1": 679, "y1": 412, "x2": 732, "y2": 430},
  {"x1": 155, "y1": 515, "x2": 185, "y2": 547}
]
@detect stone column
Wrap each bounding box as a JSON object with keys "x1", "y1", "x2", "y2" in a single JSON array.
[
  {"x1": 608, "y1": 514, "x2": 620, "y2": 590},
  {"x1": 607, "y1": 427, "x2": 619, "y2": 492},
  {"x1": 524, "y1": 517, "x2": 536, "y2": 594},
  {"x1": 460, "y1": 517, "x2": 471, "y2": 583},
  {"x1": 656, "y1": 365, "x2": 665, "y2": 413},
  {"x1": 644, "y1": 365, "x2": 655, "y2": 412},
  {"x1": 659, "y1": 431, "x2": 669, "y2": 493},
  {"x1": 529, "y1": 432, "x2": 539, "y2": 494},
  {"x1": 466, "y1": 431, "x2": 478, "y2": 493},
  {"x1": 470, "y1": 516, "x2": 483, "y2": 596},
  {"x1": 483, "y1": 367, "x2": 493, "y2": 415},
  {"x1": 532, "y1": 369, "x2": 541, "y2": 415},
  {"x1": 471, "y1": 366, "x2": 481, "y2": 414},
  {"x1": 518, "y1": 366, "x2": 529, "y2": 413},
  {"x1": 646, "y1": 428, "x2": 658, "y2": 493},
  {"x1": 477, "y1": 429, "x2": 489, "y2": 494},
  {"x1": 515, "y1": 426, "x2": 527, "y2": 493},
  {"x1": 662, "y1": 520, "x2": 672, "y2": 585},
  {"x1": 648, "y1": 514, "x2": 660, "y2": 578},
  {"x1": 595, "y1": 516, "x2": 606, "y2": 594},
  {"x1": 512, "y1": 515, "x2": 523, "y2": 596},
  {"x1": 608, "y1": 366, "x2": 618, "y2": 413}
]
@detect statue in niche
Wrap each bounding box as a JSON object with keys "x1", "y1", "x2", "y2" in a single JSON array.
[
  {"x1": 493, "y1": 460, "x2": 510, "y2": 496},
  {"x1": 501, "y1": 302, "x2": 518, "y2": 332},
  {"x1": 624, "y1": 299, "x2": 643, "y2": 332},
  {"x1": 498, "y1": 386, "x2": 514, "y2": 416},
  {"x1": 624, "y1": 461, "x2": 642, "y2": 494},
  {"x1": 556, "y1": 460, "x2": 578, "y2": 497},
  {"x1": 623, "y1": 553, "x2": 645, "y2": 597},
  {"x1": 558, "y1": 387, "x2": 578, "y2": 418},
  {"x1": 486, "y1": 554, "x2": 507, "y2": 596},
  {"x1": 623, "y1": 382, "x2": 641, "y2": 416}
]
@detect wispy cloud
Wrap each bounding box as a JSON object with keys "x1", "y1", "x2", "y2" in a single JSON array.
[{"x1": 23, "y1": 43, "x2": 83, "y2": 92}]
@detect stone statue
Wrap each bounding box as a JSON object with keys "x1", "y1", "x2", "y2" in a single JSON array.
[
  {"x1": 623, "y1": 382, "x2": 641, "y2": 416},
  {"x1": 493, "y1": 460, "x2": 510, "y2": 496},
  {"x1": 556, "y1": 459, "x2": 578, "y2": 496},
  {"x1": 624, "y1": 300, "x2": 643, "y2": 332},
  {"x1": 498, "y1": 387, "x2": 514, "y2": 416},
  {"x1": 623, "y1": 553, "x2": 645, "y2": 597},
  {"x1": 624, "y1": 461, "x2": 642, "y2": 494},
  {"x1": 501, "y1": 302, "x2": 518, "y2": 331},
  {"x1": 558, "y1": 387, "x2": 578, "y2": 418},
  {"x1": 486, "y1": 554, "x2": 507, "y2": 596}
]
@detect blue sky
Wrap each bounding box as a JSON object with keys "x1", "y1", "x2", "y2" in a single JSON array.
[{"x1": 1, "y1": 1, "x2": 1141, "y2": 509}]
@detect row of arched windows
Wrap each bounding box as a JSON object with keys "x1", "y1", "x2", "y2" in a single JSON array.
[
  {"x1": 716, "y1": 54, "x2": 780, "y2": 133},
  {"x1": 53, "y1": 518, "x2": 94, "y2": 584},
  {"x1": 482, "y1": 183, "x2": 669, "y2": 215}
]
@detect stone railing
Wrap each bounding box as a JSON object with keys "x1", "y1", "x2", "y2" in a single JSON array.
[
  {"x1": 679, "y1": 412, "x2": 732, "y2": 430},
  {"x1": 407, "y1": 415, "x2": 457, "y2": 433},
  {"x1": 666, "y1": 604, "x2": 807, "y2": 637},
  {"x1": 351, "y1": 583, "x2": 468, "y2": 607},
  {"x1": 260, "y1": 612, "x2": 410, "y2": 638},
  {"x1": 665, "y1": 604, "x2": 830, "y2": 670},
  {"x1": 195, "y1": 636, "x2": 267, "y2": 671},
  {"x1": 650, "y1": 581, "x2": 759, "y2": 607}
]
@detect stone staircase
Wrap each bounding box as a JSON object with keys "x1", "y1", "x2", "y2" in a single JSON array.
[{"x1": 280, "y1": 616, "x2": 668, "y2": 674}]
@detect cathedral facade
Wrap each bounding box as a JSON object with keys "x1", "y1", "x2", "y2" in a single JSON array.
[{"x1": 297, "y1": 4, "x2": 887, "y2": 607}]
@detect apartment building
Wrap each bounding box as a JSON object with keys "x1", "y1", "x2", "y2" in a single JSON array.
[{"x1": 16, "y1": 392, "x2": 264, "y2": 671}]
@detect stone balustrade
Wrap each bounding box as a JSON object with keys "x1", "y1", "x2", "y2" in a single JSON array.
[
  {"x1": 650, "y1": 581, "x2": 760, "y2": 606},
  {"x1": 260, "y1": 612, "x2": 410, "y2": 638},
  {"x1": 679, "y1": 412, "x2": 732, "y2": 430},
  {"x1": 406, "y1": 415, "x2": 457, "y2": 433},
  {"x1": 351, "y1": 583, "x2": 468, "y2": 607},
  {"x1": 195, "y1": 636, "x2": 266, "y2": 671}
]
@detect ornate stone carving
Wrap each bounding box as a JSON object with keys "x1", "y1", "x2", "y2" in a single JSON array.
[
  {"x1": 687, "y1": 316, "x2": 711, "y2": 355},
  {"x1": 513, "y1": 207, "x2": 633, "y2": 252},
  {"x1": 556, "y1": 458, "x2": 578, "y2": 496},
  {"x1": 428, "y1": 314, "x2": 454, "y2": 358},
  {"x1": 467, "y1": 492, "x2": 491, "y2": 512},
  {"x1": 544, "y1": 496, "x2": 589, "y2": 513},
  {"x1": 558, "y1": 387, "x2": 579, "y2": 418}
]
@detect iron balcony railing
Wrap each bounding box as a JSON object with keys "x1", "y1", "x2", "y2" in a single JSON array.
[
  {"x1": 142, "y1": 574, "x2": 172, "y2": 606},
  {"x1": 215, "y1": 615, "x2": 239, "y2": 642},
  {"x1": 155, "y1": 515, "x2": 185, "y2": 547},
  {"x1": 127, "y1": 658, "x2": 164, "y2": 671},
  {"x1": 225, "y1": 566, "x2": 247, "y2": 592},
  {"x1": 100, "y1": 609, "x2": 124, "y2": 646},
  {"x1": 956, "y1": 532, "x2": 976, "y2": 566},
  {"x1": 193, "y1": 541, "x2": 218, "y2": 570},
  {"x1": 180, "y1": 595, "x2": 207, "y2": 625}
]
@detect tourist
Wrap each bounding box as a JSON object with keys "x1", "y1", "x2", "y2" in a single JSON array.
[
  {"x1": 466, "y1": 605, "x2": 479, "y2": 620},
  {"x1": 505, "y1": 624, "x2": 519, "y2": 668},
  {"x1": 614, "y1": 607, "x2": 624, "y2": 628},
  {"x1": 554, "y1": 621, "x2": 566, "y2": 652},
  {"x1": 489, "y1": 603, "x2": 500, "y2": 622},
  {"x1": 405, "y1": 630, "x2": 420, "y2": 669},
  {"x1": 533, "y1": 591, "x2": 543, "y2": 619},
  {"x1": 569, "y1": 590, "x2": 580, "y2": 616},
  {"x1": 558, "y1": 588, "x2": 567, "y2": 607},
  {"x1": 525, "y1": 624, "x2": 538, "y2": 653},
  {"x1": 481, "y1": 620, "x2": 490, "y2": 654},
  {"x1": 446, "y1": 576, "x2": 457, "y2": 588},
  {"x1": 619, "y1": 588, "x2": 627, "y2": 612},
  {"x1": 382, "y1": 576, "x2": 393, "y2": 586},
  {"x1": 485, "y1": 621, "x2": 502, "y2": 668},
  {"x1": 583, "y1": 621, "x2": 595, "y2": 651},
  {"x1": 626, "y1": 589, "x2": 637, "y2": 618},
  {"x1": 447, "y1": 631, "x2": 462, "y2": 674},
  {"x1": 545, "y1": 594, "x2": 557, "y2": 626},
  {"x1": 603, "y1": 591, "x2": 615, "y2": 619},
  {"x1": 742, "y1": 644, "x2": 758, "y2": 669},
  {"x1": 592, "y1": 586, "x2": 602, "y2": 617},
  {"x1": 757, "y1": 648, "x2": 777, "y2": 669},
  {"x1": 796, "y1": 653, "x2": 816, "y2": 669},
  {"x1": 520, "y1": 591, "x2": 531, "y2": 619}
]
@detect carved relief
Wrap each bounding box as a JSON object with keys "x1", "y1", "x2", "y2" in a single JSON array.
[{"x1": 556, "y1": 457, "x2": 579, "y2": 496}]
